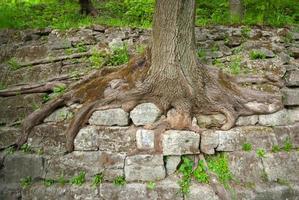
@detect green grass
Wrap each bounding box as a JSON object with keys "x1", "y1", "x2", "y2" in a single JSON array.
[
  {"x1": 1, "y1": 0, "x2": 297, "y2": 30},
  {"x1": 249, "y1": 50, "x2": 266, "y2": 60},
  {"x1": 70, "y1": 171, "x2": 86, "y2": 186},
  {"x1": 43, "y1": 179, "x2": 55, "y2": 187},
  {"x1": 256, "y1": 148, "x2": 266, "y2": 158},
  {"x1": 113, "y1": 176, "x2": 126, "y2": 186},
  {"x1": 92, "y1": 173, "x2": 104, "y2": 187},
  {"x1": 242, "y1": 143, "x2": 252, "y2": 152},
  {"x1": 282, "y1": 138, "x2": 293, "y2": 152},
  {"x1": 20, "y1": 176, "x2": 32, "y2": 189},
  {"x1": 146, "y1": 181, "x2": 156, "y2": 190}
]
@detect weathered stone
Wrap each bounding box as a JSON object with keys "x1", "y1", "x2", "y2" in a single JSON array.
[
  {"x1": 236, "y1": 115, "x2": 259, "y2": 126},
  {"x1": 0, "y1": 184, "x2": 21, "y2": 200},
  {"x1": 285, "y1": 70, "x2": 299, "y2": 86},
  {"x1": 260, "y1": 47, "x2": 275, "y2": 58},
  {"x1": 89, "y1": 108, "x2": 129, "y2": 126},
  {"x1": 282, "y1": 88, "x2": 299, "y2": 106},
  {"x1": 186, "y1": 182, "x2": 219, "y2": 200},
  {"x1": 196, "y1": 114, "x2": 226, "y2": 128},
  {"x1": 44, "y1": 107, "x2": 73, "y2": 123},
  {"x1": 259, "y1": 109, "x2": 292, "y2": 126},
  {"x1": 165, "y1": 156, "x2": 181, "y2": 175},
  {"x1": 72, "y1": 126, "x2": 137, "y2": 153},
  {"x1": 162, "y1": 130, "x2": 200, "y2": 155},
  {"x1": 0, "y1": 127, "x2": 21, "y2": 149},
  {"x1": 45, "y1": 151, "x2": 125, "y2": 181},
  {"x1": 200, "y1": 130, "x2": 219, "y2": 154},
  {"x1": 136, "y1": 129, "x2": 155, "y2": 150},
  {"x1": 1, "y1": 153, "x2": 44, "y2": 184},
  {"x1": 125, "y1": 154, "x2": 166, "y2": 181},
  {"x1": 28, "y1": 123, "x2": 67, "y2": 155},
  {"x1": 22, "y1": 183, "x2": 100, "y2": 200},
  {"x1": 228, "y1": 152, "x2": 264, "y2": 183},
  {"x1": 262, "y1": 152, "x2": 299, "y2": 182},
  {"x1": 48, "y1": 34, "x2": 72, "y2": 50},
  {"x1": 74, "y1": 126, "x2": 99, "y2": 151},
  {"x1": 278, "y1": 52, "x2": 291, "y2": 65},
  {"x1": 201, "y1": 126, "x2": 277, "y2": 153},
  {"x1": 289, "y1": 46, "x2": 299, "y2": 59},
  {"x1": 108, "y1": 38, "x2": 124, "y2": 50},
  {"x1": 97, "y1": 126, "x2": 136, "y2": 153},
  {"x1": 130, "y1": 103, "x2": 162, "y2": 126},
  {"x1": 255, "y1": 185, "x2": 299, "y2": 200},
  {"x1": 0, "y1": 93, "x2": 44, "y2": 124},
  {"x1": 15, "y1": 45, "x2": 48, "y2": 62},
  {"x1": 150, "y1": 177, "x2": 183, "y2": 200}
]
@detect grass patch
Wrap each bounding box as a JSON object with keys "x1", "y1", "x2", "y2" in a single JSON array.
[
  {"x1": 242, "y1": 143, "x2": 252, "y2": 152},
  {"x1": 20, "y1": 176, "x2": 32, "y2": 189},
  {"x1": 113, "y1": 176, "x2": 126, "y2": 186},
  {"x1": 249, "y1": 50, "x2": 266, "y2": 60},
  {"x1": 256, "y1": 148, "x2": 266, "y2": 158},
  {"x1": 43, "y1": 179, "x2": 55, "y2": 187},
  {"x1": 70, "y1": 171, "x2": 86, "y2": 186},
  {"x1": 146, "y1": 181, "x2": 156, "y2": 190},
  {"x1": 7, "y1": 58, "x2": 21, "y2": 70},
  {"x1": 92, "y1": 173, "x2": 104, "y2": 187}
]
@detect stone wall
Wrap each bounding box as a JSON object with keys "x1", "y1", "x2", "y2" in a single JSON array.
[{"x1": 0, "y1": 25, "x2": 299, "y2": 200}]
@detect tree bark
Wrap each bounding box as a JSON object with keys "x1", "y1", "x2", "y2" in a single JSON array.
[
  {"x1": 229, "y1": 0, "x2": 243, "y2": 21},
  {"x1": 79, "y1": 0, "x2": 98, "y2": 16}
]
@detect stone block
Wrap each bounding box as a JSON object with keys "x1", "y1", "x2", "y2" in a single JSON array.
[
  {"x1": 165, "y1": 156, "x2": 181, "y2": 175},
  {"x1": 0, "y1": 127, "x2": 21, "y2": 149},
  {"x1": 125, "y1": 154, "x2": 166, "y2": 181},
  {"x1": 162, "y1": 130, "x2": 200, "y2": 155},
  {"x1": 262, "y1": 152, "x2": 299, "y2": 182},
  {"x1": 100, "y1": 183, "x2": 147, "y2": 200},
  {"x1": 186, "y1": 182, "x2": 219, "y2": 200},
  {"x1": 282, "y1": 88, "x2": 299, "y2": 106},
  {"x1": 228, "y1": 152, "x2": 264, "y2": 183},
  {"x1": 89, "y1": 108, "x2": 129, "y2": 126},
  {"x1": 1, "y1": 153, "x2": 44, "y2": 184},
  {"x1": 74, "y1": 126, "x2": 99, "y2": 151},
  {"x1": 196, "y1": 114, "x2": 226, "y2": 128},
  {"x1": 44, "y1": 107, "x2": 73, "y2": 123},
  {"x1": 200, "y1": 130, "x2": 219, "y2": 155},
  {"x1": 285, "y1": 70, "x2": 299, "y2": 86},
  {"x1": 130, "y1": 103, "x2": 162, "y2": 126},
  {"x1": 136, "y1": 129, "x2": 155, "y2": 150},
  {"x1": 236, "y1": 115, "x2": 258, "y2": 126},
  {"x1": 259, "y1": 109, "x2": 291, "y2": 126},
  {"x1": 45, "y1": 151, "x2": 125, "y2": 181}
]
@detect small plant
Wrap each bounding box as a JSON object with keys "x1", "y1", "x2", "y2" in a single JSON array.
[
  {"x1": 207, "y1": 153, "x2": 232, "y2": 188},
  {"x1": 271, "y1": 145, "x2": 280, "y2": 153},
  {"x1": 42, "y1": 94, "x2": 51, "y2": 103},
  {"x1": 283, "y1": 138, "x2": 293, "y2": 152},
  {"x1": 92, "y1": 173, "x2": 104, "y2": 187},
  {"x1": 0, "y1": 82, "x2": 6, "y2": 90},
  {"x1": 212, "y1": 59, "x2": 225, "y2": 68},
  {"x1": 7, "y1": 58, "x2": 21, "y2": 70},
  {"x1": 75, "y1": 42, "x2": 88, "y2": 53},
  {"x1": 242, "y1": 143, "x2": 252, "y2": 152},
  {"x1": 282, "y1": 32, "x2": 294, "y2": 44},
  {"x1": 36, "y1": 149, "x2": 44, "y2": 155},
  {"x1": 20, "y1": 176, "x2": 32, "y2": 189},
  {"x1": 20, "y1": 143, "x2": 32, "y2": 153},
  {"x1": 70, "y1": 171, "x2": 86, "y2": 186},
  {"x1": 256, "y1": 148, "x2": 266, "y2": 158},
  {"x1": 107, "y1": 45, "x2": 129, "y2": 66},
  {"x1": 58, "y1": 175, "x2": 68, "y2": 186},
  {"x1": 193, "y1": 160, "x2": 209, "y2": 184},
  {"x1": 43, "y1": 179, "x2": 55, "y2": 187},
  {"x1": 241, "y1": 26, "x2": 251, "y2": 38},
  {"x1": 229, "y1": 56, "x2": 242, "y2": 75},
  {"x1": 146, "y1": 181, "x2": 156, "y2": 190},
  {"x1": 89, "y1": 49, "x2": 106, "y2": 69},
  {"x1": 211, "y1": 44, "x2": 219, "y2": 52},
  {"x1": 249, "y1": 50, "x2": 266, "y2": 60},
  {"x1": 5, "y1": 146, "x2": 16, "y2": 155},
  {"x1": 178, "y1": 156, "x2": 193, "y2": 195},
  {"x1": 197, "y1": 48, "x2": 206, "y2": 59},
  {"x1": 53, "y1": 85, "x2": 66, "y2": 95},
  {"x1": 113, "y1": 176, "x2": 126, "y2": 186}
]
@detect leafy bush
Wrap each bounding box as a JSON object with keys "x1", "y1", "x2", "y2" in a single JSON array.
[{"x1": 123, "y1": 0, "x2": 154, "y2": 26}]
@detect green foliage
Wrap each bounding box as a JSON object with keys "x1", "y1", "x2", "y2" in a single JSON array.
[
  {"x1": 206, "y1": 153, "x2": 232, "y2": 188},
  {"x1": 242, "y1": 143, "x2": 252, "y2": 152},
  {"x1": 42, "y1": 94, "x2": 51, "y2": 103},
  {"x1": 7, "y1": 58, "x2": 21, "y2": 70},
  {"x1": 20, "y1": 176, "x2": 32, "y2": 189},
  {"x1": 241, "y1": 26, "x2": 251, "y2": 38},
  {"x1": 271, "y1": 145, "x2": 281, "y2": 153},
  {"x1": 58, "y1": 175, "x2": 69, "y2": 186},
  {"x1": 20, "y1": 143, "x2": 32, "y2": 153},
  {"x1": 249, "y1": 50, "x2": 266, "y2": 60},
  {"x1": 256, "y1": 148, "x2": 266, "y2": 158},
  {"x1": 113, "y1": 176, "x2": 126, "y2": 186},
  {"x1": 283, "y1": 137, "x2": 293, "y2": 152},
  {"x1": 43, "y1": 179, "x2": 55, "y2": 187},
  {"x1": 92, "y1": 173, "x2": 103, "y2": 187},
  {"x1": 53, "y1": 85, "x2": 66, "y2": 94},
  {"x1": 178, "y1": 157, "x2": 193, "y2": 195},
  {"x1": 70, "y1": 171, "x2": 86, "y2": 186},
  {"x1": 146, "y1": 181, "x2": 156, "y2": 190},
  {"x1": 89, "y1": 49, "x2": 106, "y2": 69},
  {"x1": 107, "y1": 45, "x2": 129, "y2": 66},
  {"x1": 193, "y1": 160, "x2": 209, "y2": 184},
  {"x1": 5, "y1": 146, "x2": 16, "y2": 155}
]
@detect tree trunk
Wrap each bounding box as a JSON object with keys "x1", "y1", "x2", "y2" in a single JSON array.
[
  {"x1": 229, "y1": 0, "x2": 243, "y2": 22},
  {"x1": 79, "y1": 0, "x2": 98, "y2": 16}
]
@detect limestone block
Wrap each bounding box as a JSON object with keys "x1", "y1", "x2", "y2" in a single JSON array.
[
  {"x1": 136, "y1": 129, "x2": 155, "y2": 150},
  {"x1": 165, "y1": 156, "x2": 181, "y2": 175},
  {"x1": 89, "y1": 108, "x2": 129, "y2": 126},
  {"x1": 282, "y1": 88, "x2": 299, "y2": 106},
  {"x1": 74, "y1": 126, "x2": 99, "y2": 151},
  {"x1": 130, "y1": 103, "x2": 162, "y2": 126}
]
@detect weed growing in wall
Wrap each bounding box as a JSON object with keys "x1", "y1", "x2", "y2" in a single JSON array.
[
  {"x1": 113, "y1": 176, "x2": 126, "y2": 186},
  {"x1": 70, "y1": 171, "x2": 86, "y2": 186}
]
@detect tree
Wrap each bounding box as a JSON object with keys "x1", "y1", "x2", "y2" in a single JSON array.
[
  {"x1": 12, "y1": 0, "x2": 281, "y2": 160},
  {"x1": 229, "y1": 0, "x2": 243, "y2": 21},
  {"x1": 79, "y1": 0, "x2": 98, "y2": 16}
]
